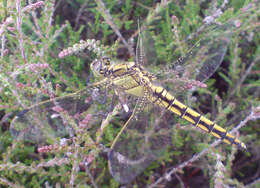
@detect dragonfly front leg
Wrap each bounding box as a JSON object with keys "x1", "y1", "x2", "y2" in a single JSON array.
[{"x1": 110, "y1": 96, "x2": 147, "y2": 149}]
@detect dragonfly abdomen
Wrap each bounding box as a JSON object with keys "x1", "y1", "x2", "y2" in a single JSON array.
[{"x1": 151, "y1": 85, "x2": 246, "y2": 150}]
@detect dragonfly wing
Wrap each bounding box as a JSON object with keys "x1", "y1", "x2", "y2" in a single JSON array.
[
  {"x1": 136, "y1": 23, "x2": 157, "y2": 66},
  {"x1": 108, "y1": 102, "x2": 174, "y2": 184},
  {"x1": 11, "y1": 94, "x2": 87, "y2": 143},
  {"x1": 139, "y1": 15, "x2": 235, "y2": 96},
  {"x1": 10, "y1": 84, "x2": 114, "y2": 145},
  {"x1": 185, "y1": 23, "x2": 233, "y2": 83}
]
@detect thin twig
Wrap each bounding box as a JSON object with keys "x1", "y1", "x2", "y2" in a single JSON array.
[
  {"x1": 36, "y1": 157, "x2": 70, "y2": 168},
  {"x1": 29, "y1": 0, "x2": 42, "y2": 37},
  {"x1": 1, "y1": 34, "x2": 6, "y2": 58},
  {"x1": 95, "y1": 0, "x2": 134, "y2": 56},
  {"x1": 70, "y1": 144, "x2": 79, "y2": 187},
  {"x1": 245, "y1": 177, "x2": 260, "y2": 188},
  {"x1": 75, "y1": 1, "x2": 90, "y2": 29},
  {"x1": 16, "y1": 0, "x2": 27, "y2": 63},
  {"x1": 85, "y1": 165, "x2": 99, "y2": 188}
]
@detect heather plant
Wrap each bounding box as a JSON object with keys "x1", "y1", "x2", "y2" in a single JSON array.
[{"x1": 0, "y1": 0, "x2": 259, "y2": 187}]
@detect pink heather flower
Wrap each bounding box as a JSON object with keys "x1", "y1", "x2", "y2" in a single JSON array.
[
  {"x1": 7, "y1": 27, "x2": 16, "y2": 32},
  {"x1": 197, "y1": 81, "x2": 207, "y2": 88},
  {"x1": 241, "y1": 4, "x2": 252, "y2": 13},
  {"x1": 58, "y1": 51, "x2": 65, "y2": 58},
  {"x1": 0, "y1": 17, "x2": 13, "y2": 36},
  {"x1": 55, "y1": 84, "x2": 61, "y2": 89},
  {"x1": 52, "y1": 106, "x2": 64, "y2": 113},
  {"x1": 28, "y1": 63, "x2": 48, "y2": 72},
  {"x1": 215, "y1": 95, "x2": 222, "y2": 102},
  {"x1": 58, "y1": 39, "x2": 103, "y2": 58},
  {"x1": 38, "y1": 144, "x2": 58, "y2": 153},
  {"x1": 40, "y1": 63, "x2": 49, "y2": 69},
  {"x1": 73, "y1": 113, "x2": 81, "y2": 120},
  {"x1": 86, "y1": 154, "x2": 95, "y2": 164},
  {"x1": 185, "y1": 83, "x2": 193, "y2": 89},
  {"x1": 16, "y1": 82, "x2": 24, "y2": 89},
  {"x1": 162, "y1": 0, "x2": 168, "y2": 6},
  {"x1": 2, "y1": 49, "x2": 9, "y2": 56},
  {"x1": 22, "y1": 1, "x2": 44, "y2": 13},
  {"x1": 49, "y1": 93, "x2": 55, "y2": 99},
  {"x1": 252, "y1": 106, "x2": 260, "y2": 119},
  {"x1": 79, "y1": 154, "x2": 95, "y2": 169},
  {"x1": 79, "y1": 114, "x2": 92, "y2": 128},
  {"x1": 85, "y1": 96, "x2": 92, "y2": 103},
  {"x1": 58, "y1": 48, "x2": 72, "y2": 58},
  {"x1": 234, "y1": 20, "x2": 241, "y2": 28},
  {"x1": 5, "y1": 17, "x2": 14, "y2": 24},
  {"x1": 41, "y1": 89, "x2": 49, "y2": 95},
  {"x1": 171, "y1": 15, "x2": 179, "y2": 25}
]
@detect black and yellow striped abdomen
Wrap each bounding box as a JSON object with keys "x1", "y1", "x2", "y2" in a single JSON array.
[{"x1": 150, "y1": 85, "x2": 246, "y2": 150}]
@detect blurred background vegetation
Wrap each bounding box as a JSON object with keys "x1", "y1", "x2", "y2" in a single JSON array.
[{"x1": 0, "y1": 0, "x2": 259, "y2": 187}]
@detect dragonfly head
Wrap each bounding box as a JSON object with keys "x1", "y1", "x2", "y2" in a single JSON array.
[{"x1": 90, "y1": 56, "x2": 111, "y2": 78}]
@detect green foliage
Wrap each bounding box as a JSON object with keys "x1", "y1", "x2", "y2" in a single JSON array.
[{"x1": 0, "y1": 0, "x2": 259, "y2": 187}]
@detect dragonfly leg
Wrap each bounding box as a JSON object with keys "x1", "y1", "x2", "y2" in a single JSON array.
[
  {"x1": 110, "y1": 107, "x2": 135, "y2": 149},
  {"x1": 98, "y1": 88, "x2": 107, "y2": 104},
  {"x1": 108, "y1": 94, "x2": 117, "y2": 112},
  {"x1": 85, "y1": 71, "x2": 95, "y2": 86},
  {"x1": 110, "y1": 96, "x2": 147, "y2": 149}
]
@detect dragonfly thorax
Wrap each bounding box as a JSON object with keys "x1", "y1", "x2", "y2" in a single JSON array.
[{"x1": 91, "y1": 56, "x2": 159, "y2": 98}]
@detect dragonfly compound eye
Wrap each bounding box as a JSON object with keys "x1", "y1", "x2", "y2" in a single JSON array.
[
  {"x1": 99, "y1": 69, "x2": 104, "y2": 74},
  {"x1": 90, "y1": 59, "x2": 104, "y2": 77},
  {"x1": 103, "y1": 57, "x2": 111, "y2": 66}
]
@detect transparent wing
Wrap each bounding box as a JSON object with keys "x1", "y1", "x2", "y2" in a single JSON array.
[
  {"x1": 136, "y1": 23, "x2": 157, "y2": 66},
  {"x1": 10, "y1": 84, "x2": 114, "y2": 145},
  {"x1": 138, "y1": 19, "x2": 234, "y2": 96},
  {"x1": 108, "y1": 101, "x2": 174, "y2": 184},
  {"x1": 179, "y1": 23, "x2": 232, "y2": 83}
]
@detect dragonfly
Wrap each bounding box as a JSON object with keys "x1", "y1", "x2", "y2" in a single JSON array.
[{"x1": 10, "y1": 17, "x2": 246, "y2": 184}]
